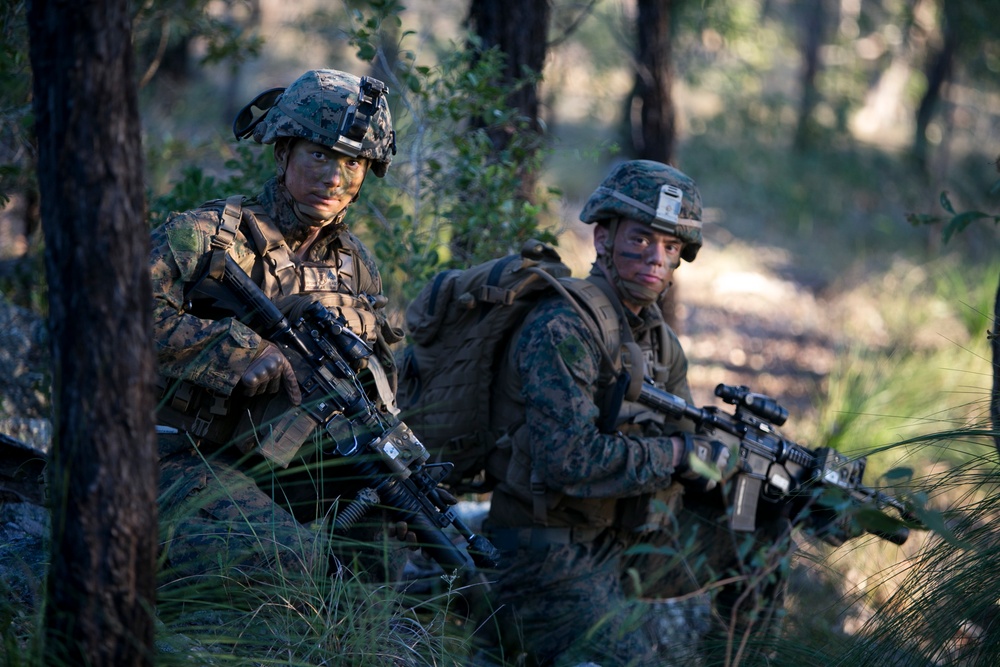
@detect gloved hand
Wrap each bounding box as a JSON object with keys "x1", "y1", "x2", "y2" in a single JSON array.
[
  {"x1": 675, "y1": 433, "x2": 736, "y2": 492},
  {"x1": 239, "y1": 341, "x2": 302, "y2": 405},
  {"x1": 387, "y1": 487, "x2": 459, "y2": 550},
  {"x1": 388, "y1": 521, "x2": 420, "y2": 550}
]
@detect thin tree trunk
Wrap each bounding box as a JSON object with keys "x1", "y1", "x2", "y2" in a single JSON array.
[
  {"x1": 992, "y1": 271, "x2": 999, "y2": 456},
  {"x1": 913, "y1": 3, "x2": 958, "y2": 172},
  {"x1": 793, "y1": 0, "x2": 825, "y2": 152},
  {"x1": 27, "y1": 0, "x2": 158, "y2": 665},
  {"x1": 456, "y1": 0, "x2": 551, "y2": 264},
  {"x1": 631, "y1": 0, "x2": 675, "y2": 164},
  {"x1": 631, "y1": 0, "x2": 681, "y2": 330}
]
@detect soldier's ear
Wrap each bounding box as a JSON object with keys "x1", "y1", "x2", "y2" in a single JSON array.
[{"x1": 593, "y1": 224, "x2": 609, "y2": 255}]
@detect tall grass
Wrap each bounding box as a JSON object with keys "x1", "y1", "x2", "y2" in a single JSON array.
[{"x1": 771, "y1": 255, "x2": 1000, "y2": 665}]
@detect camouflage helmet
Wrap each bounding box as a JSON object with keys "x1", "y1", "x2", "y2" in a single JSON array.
[
  {"x1": 233, "y1": 69, "x2": 396, "y2": 177},
  {"x1": 580, "y1": 160, "x2": 703, "y2": 261}
]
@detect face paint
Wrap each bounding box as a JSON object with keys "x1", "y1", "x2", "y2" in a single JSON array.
[
  {"x1": 599, "y1": 218, "x2": 685, "y2": 313},
  {"x1": 277, "y1": 139, "x2": 370, "y2": 226}
]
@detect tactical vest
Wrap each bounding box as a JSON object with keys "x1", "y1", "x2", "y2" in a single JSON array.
[
  {"x1": 158, "y1": 195, "x2": 402, "y2": 464},
  {"x1": 489, "y1": 273, "x2": 688, "y2": 535}
]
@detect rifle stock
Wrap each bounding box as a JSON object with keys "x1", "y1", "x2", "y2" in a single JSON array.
[
  {"x1": 199, "y1": 254, "x2": 501, "y2": 573},
  {"x1": 637, "y1": 381, "x2": 915, "y2": 546}
]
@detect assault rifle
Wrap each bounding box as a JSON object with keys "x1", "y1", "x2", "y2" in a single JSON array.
[
  {"x1": 193, "y1": 254, "x2": 501, "y2": 573},
  {"x1": 638, "y1": 382, "x2": 917, "y2": 546}
]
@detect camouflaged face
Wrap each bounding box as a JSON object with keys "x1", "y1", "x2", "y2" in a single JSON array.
[
  {"x1": 252, "y1": 69, "x2": 395, "y2": 177},
  {"x1": 580, "y1": 160, "x2": 704, "y2": 262}
]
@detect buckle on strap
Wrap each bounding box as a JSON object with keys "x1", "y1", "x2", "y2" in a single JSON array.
[{"x1": 212, "y1": 196, "x2": 244, "y2": 250}]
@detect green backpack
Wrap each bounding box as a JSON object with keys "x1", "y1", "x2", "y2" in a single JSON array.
[{"x1": 396, "y1": 240, "x2": 625, "y2": 494}]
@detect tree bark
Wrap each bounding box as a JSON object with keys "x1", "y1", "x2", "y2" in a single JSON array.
[
  {"x1": 992, "y1": 271, "x2": 999, "y2": 456},
  {"x1": 465, "y1": 0, "x2": 551, "y2": 197},
  {"x1": 27, "y1": 1, "x2": 158, "y2": 665},
  {"x1": 453, "y1": 0, "x2": 552, "y2": 264},
  {"x1": 631, "y1": 0, "x2": 675, "y2": 164},
  {"x1": 630, "y1": 0, "x2": 681, "y2": 330},
  {"x1": 793, "y1": 0, "x2": 825, "y2": 152},
  {"x1": 913, "y1": 2, "x2": 958, "y2": 172}
]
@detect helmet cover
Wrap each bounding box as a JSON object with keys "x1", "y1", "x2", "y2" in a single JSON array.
[
  {"x1": 235, "y1": 69, "x2": 396, "y2": 177},
  {"x1": 580, "y1": 160, "x2": 703, "y2": 261}
]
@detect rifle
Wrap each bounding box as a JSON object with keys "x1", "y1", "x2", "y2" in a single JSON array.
[
  {"x1": 191, "y1": 254, "x2": 501, "y2": 573},
  {"x1": 637, "y1": 381, "x2": 917, "y2": 546}
]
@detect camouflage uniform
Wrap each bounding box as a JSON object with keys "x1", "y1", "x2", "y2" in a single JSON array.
[
  {"x1": 153, "y1": 69, "x2": 403, "y2": 585},
  {"x1": 480, "y1": 162, "x2": 790, "y2": 665},
  {"x1": 481, "y1": 288, "x2": 694, "y2": 666}
]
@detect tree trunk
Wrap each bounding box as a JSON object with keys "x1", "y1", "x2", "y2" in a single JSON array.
[
  {"x1": 630, "y1": 0, "x2": 681, "y2": 331},
  {"x1": 913, "y1": 2, "x2": 958, "y2": 173},
  {"x1": 631, "y1": 0, "x2": 675, "y2": 164},
  {"x1": 992, "y1": 271, "x2": 999, "y2": 456},
  {"x1": 793, "y1": 0, "x2": 826, "y2": 152},
  {"x1": 465, "y1": 0, "x2": 551, "y2": 198},
  {"x1": 454, "y1": 0, "x2": 551, "y2": 264},
  {"x1": 27, "y1": 1, "x2": 158, "y2": 665}
]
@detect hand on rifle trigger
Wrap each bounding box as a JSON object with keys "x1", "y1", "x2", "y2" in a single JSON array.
[
  {"x1": 239, "y1": 341, "x2": 302, "y2": 405},
  {"x1": 675, "y1": 433, "x2": 735, "y2": 492}
]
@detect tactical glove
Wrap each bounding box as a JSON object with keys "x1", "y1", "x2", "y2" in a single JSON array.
[
  {"x1": 675, "y1": 433, "x2": 735, "y2": 492},
  {"x1": 389, "y1": 488, "x2": 458, "y2": 550},
  {"x1": 239, "y1": 341, "x2": 302, "y2": 405}
]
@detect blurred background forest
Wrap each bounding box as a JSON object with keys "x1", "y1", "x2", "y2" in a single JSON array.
[{"x1": 2, "y1": 0, "x2": 1000, "y2": 664}]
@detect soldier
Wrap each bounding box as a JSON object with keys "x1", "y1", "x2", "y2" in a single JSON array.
[
  {"x1": 478, "y1": 160, "x2": 740, "y2": 666},
  {"x1": 150, "y1": 69, "x2": 407, "y2": 584}
]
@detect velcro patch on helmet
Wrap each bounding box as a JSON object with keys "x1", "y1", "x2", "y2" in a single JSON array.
[{"x1": 656, "y1": 184, "x2": 683, "y2": 224}]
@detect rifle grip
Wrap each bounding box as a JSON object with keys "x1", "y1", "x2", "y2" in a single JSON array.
[{"x1": 730, "y1": 473, "x2": 761, "y2": 532}]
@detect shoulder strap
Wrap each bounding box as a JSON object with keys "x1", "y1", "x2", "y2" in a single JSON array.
[
  {"x1": 206, "y1": 195, "x2": 245, "y2": 280},
  {"x1": 523, "y1": 267, "x2": 621, "y2": 375},
  {"x1": 240, "y1": 206, "x2": 297, "y2": 296},
  {"x1": 585, "y1": 272, "x2": 645, "y2": 400}
]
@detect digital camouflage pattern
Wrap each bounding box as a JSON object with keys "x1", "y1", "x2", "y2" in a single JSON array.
[
  {"x1": 488, "y1": 294, "x2": 687, "y2": 527},
  {"x1": 481, "y1": 263, "x2": 790, "y2": 663},
  {"x1": 151, "y1": 173, "x2": 399, "y2": 583},
  {"x1": 250, "y1": 69, "x2": 395, "y2": 177},
  {"x1": 580, "y1": 160, "x2": 703, "y2": 262},
  {"x1": 482, "y1": 287, "x2": 699, "y2": 664},
  {"x1": 150, "y1": 177, "x2": 383, "y2": 396},
  {"x1": 483, "y1": 540, "x2": 663, "y2": 666},
  {"x1": 158, "y1": 438, "x2": 327, "y2": 581}
]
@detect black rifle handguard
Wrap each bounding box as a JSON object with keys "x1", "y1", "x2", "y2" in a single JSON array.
[{"x1": 206, "y1": 254, "x2": 501, "y2": 572}]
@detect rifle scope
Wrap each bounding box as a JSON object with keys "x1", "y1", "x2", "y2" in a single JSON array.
[{"x1": 715, "y1": 383, "x2": 789, "y2": 426}]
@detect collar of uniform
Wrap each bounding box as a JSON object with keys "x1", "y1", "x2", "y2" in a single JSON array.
[{"x1": 631, "y1": 301, "x2": 664, "y2": 338}]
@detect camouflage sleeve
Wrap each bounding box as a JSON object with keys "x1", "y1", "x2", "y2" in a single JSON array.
[
  {"x1": 150, "y1": 213, "x2": 262, "y2": 395},
  {"x1": 514, "y1": 299, "x2": 679, "y2": 499}
]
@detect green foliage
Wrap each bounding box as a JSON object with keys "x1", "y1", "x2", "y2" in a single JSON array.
[
  {"x1": 907, "y1": 186, "x2": 1000, "y2": 245},
  {"x1": 148, "y1": 143, "x2": 273, "y2": 228},
  {"x1": 339, "y1": 3, "x2": 557, "y2": 303},
  {"x1": 132, "y1": 0, "x2": 264, "y2": 74}
]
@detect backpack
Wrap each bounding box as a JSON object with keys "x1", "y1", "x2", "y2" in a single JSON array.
[{"x1": 396, "y1": 240, "x2": 626, "y2": 494}]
